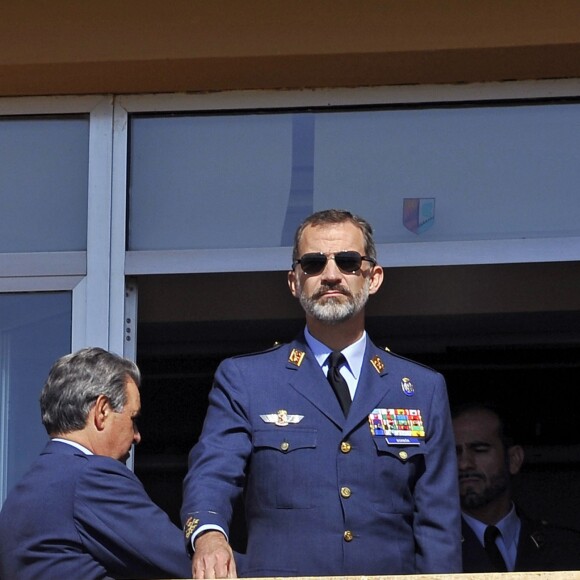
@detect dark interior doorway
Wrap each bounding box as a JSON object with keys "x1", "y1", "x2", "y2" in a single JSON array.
[{"x1": 133, "y1": 264, "x2": 580, "y2": 531}]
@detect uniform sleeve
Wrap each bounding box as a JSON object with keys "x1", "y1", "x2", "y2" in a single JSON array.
[
  {"x1": 181, "y1": 357, "x2": 252, "y2": 550},
  {"x1": 74, "y1": 457, "x2": 192, "y2": 579},
  {"x1": 412, "y1": 372, "x2": 463, "y2": 573}
]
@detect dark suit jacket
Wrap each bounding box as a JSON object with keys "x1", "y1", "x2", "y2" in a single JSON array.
[
  {"x1": 0, "y1": 440, "x2": 192, "y2": 580},
  {"x1": 462, "y1": 510, "x2": 580, "y2": 572},
  {"x1": 182, "y1": 334, "x2": 461, "y2": 577}
]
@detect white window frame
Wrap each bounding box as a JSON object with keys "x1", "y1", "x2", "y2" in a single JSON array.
[
  {"x1": 117, "y1": 78, "x2": 580, "y2": 276},
  {"x1": 0, "y1": 95, "x2": 128, "y2": 499},
  {"x1": 0, "y1": 95, "x2": 127, "y2": 353},
  {"x1": 2, "y1": 79, "x2": 580, "y2": 347},
  {"x1": 1, "y1": 79, "x2": 580, "y2": 496},
  {"x1": 0, "y1": 79, "x2": 579, "y2": 361}
]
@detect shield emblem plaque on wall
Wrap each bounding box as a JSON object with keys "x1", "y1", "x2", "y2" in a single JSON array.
[{"x1": 403, "y1": 198, "x2": 435, "y2": 234}]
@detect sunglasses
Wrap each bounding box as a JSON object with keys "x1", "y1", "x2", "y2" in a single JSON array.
[{"x1": 293, "y1": 251, "x2": 376, "y2": 275}]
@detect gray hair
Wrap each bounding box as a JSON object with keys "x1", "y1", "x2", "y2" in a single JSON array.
[
  {"x1": 40, "y1": 347, "x2": 141, "y2": 436},
  {"x1": 292, "y1": 209, "x2": 377, "y2": 264}
]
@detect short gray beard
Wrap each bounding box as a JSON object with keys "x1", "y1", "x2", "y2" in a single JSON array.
[{"x1": 298, "y1": 279, "x2": 370, "y2": 324}]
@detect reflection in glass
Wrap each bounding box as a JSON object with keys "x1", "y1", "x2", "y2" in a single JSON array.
[
  {"x1": 0, "y1": 292, "x2": 71, "y2": 503},
  {"x1": 129, "y1": 103, "x2": 580, "y2": 251}
]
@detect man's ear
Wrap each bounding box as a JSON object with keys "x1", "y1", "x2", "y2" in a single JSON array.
[
  {"x1": 368, "y1": 264, "x2": 384, "y2": 295},
  {"x1": 288, "y1": 269, "x2": 298, "y2": 298},
  {"x1": 507, "y1": 444, "x2": 525, "y2": 475},
  {"x1": 93, "y1": 394, "x2": 110, "y2": 431}
]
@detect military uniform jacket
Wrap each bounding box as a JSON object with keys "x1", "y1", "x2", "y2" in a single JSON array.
[
  {"x1": 182, "y1": 335, "x2": 462, "y2": 577},
  {"x1": 462, "y1": 510, "x2": 580, "y2": 572},
  {"x1": 0, "y1": 440, "x2": 192, "y2": 580}
]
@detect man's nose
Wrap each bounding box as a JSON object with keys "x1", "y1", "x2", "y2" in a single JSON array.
[
  {"x1": 133, "y1": 430, "x2": 142, "y2": 445},
  {"x1": 456, "y1": 448, "x2": 474, "y2": 470},
  {"x1": 321, "y1": 255, "x2": 342, "y2": 278}
]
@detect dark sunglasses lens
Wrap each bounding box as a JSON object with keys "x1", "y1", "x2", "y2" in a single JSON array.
[
  {"x1": 300, "y1": 254, "x2": 327, "y2": 274},
  {"x1": 335, "y1": 252, "x2": 363, "y2": 272}
]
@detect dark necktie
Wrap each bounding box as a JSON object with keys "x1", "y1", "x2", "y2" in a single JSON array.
[
  {"x1": 327, "y1": 351, "x2": 351, "y2": 416},
  {"x1": 484, "y1": 525, "x2": 507, "y2": 572}
]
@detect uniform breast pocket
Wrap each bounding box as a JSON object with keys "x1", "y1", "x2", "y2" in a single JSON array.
[
  {"x1": 251, "y1": 428, "x2": 317, "y2": 509},
  {"x1": 371, "y1": 436, "x2": 427, "y2": 512}
]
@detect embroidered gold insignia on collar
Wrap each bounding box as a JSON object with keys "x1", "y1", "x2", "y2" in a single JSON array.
[
  {"x1": 370, "y1": 355, "x2": 385, "y2": 373},
  {"x1": 288, "y1": 348, "x2": 305, "y2": 367},
  {"x1": 184, "y1": 516, "x2": 199, "y2": 539}
]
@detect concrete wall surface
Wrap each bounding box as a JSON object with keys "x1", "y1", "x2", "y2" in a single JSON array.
[{"x1": 2, "y1": 0, "x2": 580, "y2": 96}]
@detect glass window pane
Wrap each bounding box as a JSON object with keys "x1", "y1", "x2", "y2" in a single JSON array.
[
  {"x1": 128, "y1": 103, "x2": 580, "y2": 251},
  {"x1": 315, "y1": 103, "x2": 580, "y2": 243},
  {"x1": 0, "y1": 116, "x2": 89, "y2": 252},
  {"x1": 0, "y1": 292, "x2": 71, "y2": 502},
  {"x1": 129, "y1": 113, "x2": 295, "y2": 250}
]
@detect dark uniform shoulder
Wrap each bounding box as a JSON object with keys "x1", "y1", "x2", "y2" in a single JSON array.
[
  {"x1": 229, "y1": 341, "x2": 287, "y2": 360},
  {"x1": 531, "y1": 519, "x2": 580, "y2": 545},
  {"x1": 526, "y1": 519, "x2": 580, "y2": 570},
  {"x1": 516, "y1": 505, "x2": 580, "y2": 561},
  {"x1": 380, "y1": 345, "x2": 440, "y2": 374}
]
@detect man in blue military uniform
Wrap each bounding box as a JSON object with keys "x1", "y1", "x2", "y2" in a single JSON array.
[
  {"x1": 0, "y1": 347, "x2": 192, "y2": 580},
  {"x1": 182, "y1": 208, "x2": 462, "y2": 578}
]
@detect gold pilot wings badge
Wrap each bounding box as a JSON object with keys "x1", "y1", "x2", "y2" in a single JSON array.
[{"x1": 260, "y1": 409, "x2": 304, "y2": 426}]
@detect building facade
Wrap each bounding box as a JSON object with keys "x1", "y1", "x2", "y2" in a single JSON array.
[{"x1": 1, "y1": 1, "x2": 580, "y2": 526}]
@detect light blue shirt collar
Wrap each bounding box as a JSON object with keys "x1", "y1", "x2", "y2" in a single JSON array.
[{"x1": 303, "y1": 326, "x2": 367, "y2": 399}]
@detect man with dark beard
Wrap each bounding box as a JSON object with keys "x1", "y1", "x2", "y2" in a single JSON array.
[
  {"x1": 182, "y1": 209, "x2": 461, "y2": 578},
  {"x1": 453, "y1": 401, "x2": 580, "y2": 572}
]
